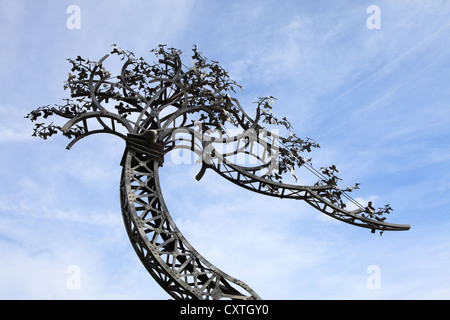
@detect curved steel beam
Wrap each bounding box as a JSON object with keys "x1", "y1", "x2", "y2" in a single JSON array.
[{"x1": 120, "y1": 149, "x2": 260, "y2": 300}]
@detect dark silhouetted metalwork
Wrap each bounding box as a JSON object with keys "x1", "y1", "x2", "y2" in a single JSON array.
[{"x1": 27, "y1": 45, "x2": 409, "y2": 300}]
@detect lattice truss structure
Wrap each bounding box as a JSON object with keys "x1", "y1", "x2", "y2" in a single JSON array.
[{"x1": 27, "y1": 45, "x2": 409, "y2": 300}]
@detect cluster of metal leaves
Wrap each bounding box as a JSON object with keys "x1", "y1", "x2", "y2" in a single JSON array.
[{"x1": 26, "y1": 44, "x2": 400, "y2": 235}]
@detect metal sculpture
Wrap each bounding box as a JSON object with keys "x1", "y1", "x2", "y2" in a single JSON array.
[{"x1": 26, "y1": 45, "x2": 410, "y2": 300}]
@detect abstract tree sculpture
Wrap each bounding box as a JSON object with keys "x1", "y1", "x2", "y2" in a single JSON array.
[{"x1": 27, "y1": 45, "x2": 409, "y2": 300}]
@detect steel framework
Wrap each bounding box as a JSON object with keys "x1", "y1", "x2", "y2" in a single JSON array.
[{"x1": 27, "y1": 45, "x2": 409, "y2": 300}]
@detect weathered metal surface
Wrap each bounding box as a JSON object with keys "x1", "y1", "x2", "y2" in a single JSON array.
[{"x1": 27, "y1": 45, "x2": 409, "y2": 300}]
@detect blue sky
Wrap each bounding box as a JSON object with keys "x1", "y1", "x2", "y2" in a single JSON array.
[{"x1": 1, "y1": 0, "x2": 449, "y2": 299}]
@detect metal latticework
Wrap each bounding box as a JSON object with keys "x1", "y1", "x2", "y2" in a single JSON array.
[
  {"x1": 121, "y1": 150, "x2": 260, "y2": 300},
  {"x1": 27, "y1": 44, "x2": 409, "y2": 300}
]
